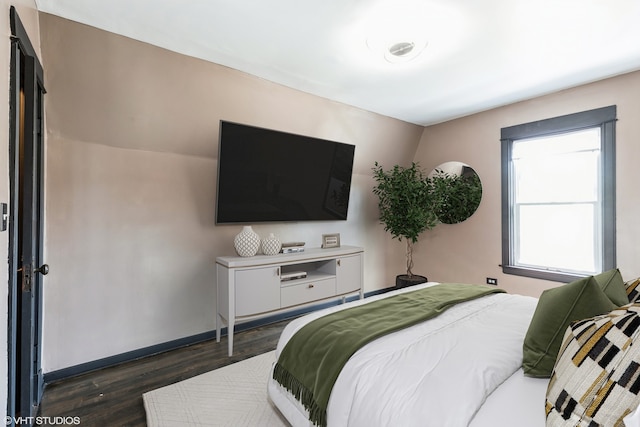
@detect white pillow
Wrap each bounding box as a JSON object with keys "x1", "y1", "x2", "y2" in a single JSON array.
[{"x1": 625, "y1": 404, "x2": 640, "y2": 427}]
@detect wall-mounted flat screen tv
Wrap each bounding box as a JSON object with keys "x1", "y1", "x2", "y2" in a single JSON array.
[{"x1": 216, "y1": 121, "x2": 356, "y2": 224}]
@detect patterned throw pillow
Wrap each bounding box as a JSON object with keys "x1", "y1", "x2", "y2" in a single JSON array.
[
  {"x1": 626, "y1": 278, "x2": 640, "y2": 303},
  {"x1": 546, "y1": 304, "x2": 640, "y2": 426}
]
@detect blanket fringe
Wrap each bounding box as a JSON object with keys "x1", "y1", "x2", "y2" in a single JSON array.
[{"x1": 273, "y1": 362, "x2": 327, "y2": 427}]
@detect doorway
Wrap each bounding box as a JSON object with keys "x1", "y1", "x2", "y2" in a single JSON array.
[{"x1": 7, "y1": 7, "x2": 47, "y2": 424}]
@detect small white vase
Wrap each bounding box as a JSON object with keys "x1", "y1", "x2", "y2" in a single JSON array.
[
  {"x1": 234, "y1": 226, "x2": 261, "y2": 257},
  {"x1": 262, "y1": 233, "x2": 282, "y2": 256}
]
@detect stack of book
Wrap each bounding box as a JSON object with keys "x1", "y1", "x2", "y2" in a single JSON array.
[{"x1": 280, "y1": 241, "x2": 305, "y2": 254}]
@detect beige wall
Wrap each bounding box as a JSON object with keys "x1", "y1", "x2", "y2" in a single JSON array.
[
  {"x1": 414, "y1": 71, "x2": 640, "y2": 298},
  {"x1": 0, "y1": 0, "x2": 41, "y2": 418},
  {"x1": 34, "y1": 11, "x2": 640, "y2": 375},
  {"x1": 39, "y1": 13, "x2": 424, "y2": 372}
]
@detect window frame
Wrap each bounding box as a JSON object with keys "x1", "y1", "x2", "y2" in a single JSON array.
[{"x1": 501, "y1": 106, "x2": 616, "y2": 282}]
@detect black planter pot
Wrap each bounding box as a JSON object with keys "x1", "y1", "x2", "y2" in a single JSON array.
[{"x1": 395, "y1": 274, "x2": 428, "y2": 289}]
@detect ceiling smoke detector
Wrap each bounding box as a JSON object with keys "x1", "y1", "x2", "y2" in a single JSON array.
[
  {"x1": 389, "y1": 42, "x2": 415, "y2": 57},
  {"x1": 384, "y1": 40, "x2": 427, "y2": 63}
]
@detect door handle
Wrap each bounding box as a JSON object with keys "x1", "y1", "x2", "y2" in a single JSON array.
[{"x1": 34, "y1": 264, "x2": 49, "y2": 275}]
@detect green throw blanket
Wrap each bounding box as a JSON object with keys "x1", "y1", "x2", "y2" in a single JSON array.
[{"x1": 272, "y1": 283, "x2": 505, "y2": 427}]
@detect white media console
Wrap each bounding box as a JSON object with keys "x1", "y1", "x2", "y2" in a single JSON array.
[{"x1": 216, "y1": 245, "x2": 364, "y2": 356}]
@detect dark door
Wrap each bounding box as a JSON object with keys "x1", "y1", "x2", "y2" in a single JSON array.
[{"x1": 8, "y1": 7, "x2": 47, "y2": 424}]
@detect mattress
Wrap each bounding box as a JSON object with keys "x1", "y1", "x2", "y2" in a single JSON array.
[{"x1": 267, "y1": 282, "x2": 544, "y2": 426}]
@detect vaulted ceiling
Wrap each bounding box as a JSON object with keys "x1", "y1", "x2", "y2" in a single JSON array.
[{"x1": 35, "y1": 0, "x2": 640, "y2": 125}]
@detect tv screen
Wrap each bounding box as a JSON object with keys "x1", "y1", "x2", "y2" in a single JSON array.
[{"x1": 215, "y1": 121, "x2": 356, "y2": 224}]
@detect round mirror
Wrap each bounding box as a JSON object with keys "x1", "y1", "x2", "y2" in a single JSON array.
[{"x1": 429, "y1": 162, "x2": 482, "y2": 224}]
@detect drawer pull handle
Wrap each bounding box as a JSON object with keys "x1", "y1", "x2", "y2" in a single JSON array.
[{"x1": 308, "y1": 284, "x2": 314, "y2": 289}]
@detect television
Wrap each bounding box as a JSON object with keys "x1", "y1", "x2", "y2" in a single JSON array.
[{"x1": 215, "y1": 121, "x2": 356, "y2": 224}]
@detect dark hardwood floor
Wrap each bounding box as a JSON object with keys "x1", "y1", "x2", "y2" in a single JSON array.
[{"x1": 37, "y1": 320, "x2": 289, "y2": 426}]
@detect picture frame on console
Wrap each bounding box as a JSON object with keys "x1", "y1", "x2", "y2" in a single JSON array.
[{"x1": 321, "y1": 233, "x2": 341, "y2": 249}]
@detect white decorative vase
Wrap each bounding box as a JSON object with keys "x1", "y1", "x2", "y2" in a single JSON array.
[
  {"x1": 262, "y1": 233, "x2": 282, "y2": 256},
  {"x1": 234, "y1": 226, "x2": 261, "y2": 257}
]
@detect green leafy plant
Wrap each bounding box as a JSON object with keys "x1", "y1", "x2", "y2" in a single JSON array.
[{"x1": 372, "y1": 162, "x2": 438, "y2": 277}]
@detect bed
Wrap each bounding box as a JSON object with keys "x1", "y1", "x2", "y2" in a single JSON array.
[{"x1": 267, "y1": 281, "x2": 640, "y2": 426}]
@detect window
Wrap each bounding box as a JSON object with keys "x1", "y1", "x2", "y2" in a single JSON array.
[{"x1": 501, "y1": 106, "x2": 616, "y2": 282}]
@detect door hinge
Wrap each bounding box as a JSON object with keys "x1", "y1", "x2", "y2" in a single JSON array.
[{"x1": 1, "y1": 202, "x2": 7, "y2": 232}]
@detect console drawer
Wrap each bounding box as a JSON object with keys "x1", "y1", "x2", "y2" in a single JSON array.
[{"x1": 281, "y1": 278, "x2": 336, "y2": 307}]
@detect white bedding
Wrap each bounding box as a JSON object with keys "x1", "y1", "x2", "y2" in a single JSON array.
[
  {"x1": 470, "y1": 368, "x2": 547, "y2": 426},
  {"x1": 267, "y1": 283, "x2": 541, "y2": 426}
]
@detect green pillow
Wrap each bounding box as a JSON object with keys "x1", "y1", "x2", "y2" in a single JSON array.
[
  {"x1": 593, "y1": 268, "x2": 628, "y2": 306},
  {"x1": 522, "y1": 275, "x2": 618, "y2": 378}
]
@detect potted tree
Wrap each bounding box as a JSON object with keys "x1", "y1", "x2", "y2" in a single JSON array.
[{"x1": 372, "y1": 162, "x2": 439, "y2": 288}]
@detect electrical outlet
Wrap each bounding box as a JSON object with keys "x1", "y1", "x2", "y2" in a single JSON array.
[{"x1": 486, "y1": 277, "x2": 498, "y2": 285}]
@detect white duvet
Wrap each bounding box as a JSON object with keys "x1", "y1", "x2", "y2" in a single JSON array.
[{"x1": 268, "y1": 283, "x2": 539, "y2": 427}]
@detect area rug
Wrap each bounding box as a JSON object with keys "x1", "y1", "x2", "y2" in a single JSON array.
[{"x1": 143, "y1": 351, "x2": 289, "y2": 426}]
